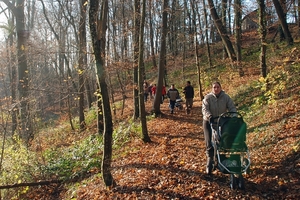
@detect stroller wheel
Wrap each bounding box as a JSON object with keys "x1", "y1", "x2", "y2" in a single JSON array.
[
  {"x1": 238, "y1": 175, "x2": 245, "y2": 190},
  {"x1": 230, "y1": 174, "x2": 238, "y2": 189}
]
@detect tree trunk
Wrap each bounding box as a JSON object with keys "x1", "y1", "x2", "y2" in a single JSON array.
[
  {"x1": 298, "y1": 0, "x2": 300, "y2": 32},
  {"x1": 152, "y1": 0, "x2": 169, "y2": 116},
  {"x1": 133, "y1": 0, "x2": 141, "y2": 119},
  {"x1": 258, "y1": 0, "x2": 267, "y2": 78},
  {"x1": 7, "y1": 0, "x2": 32, "y2": 142},
  {"x1": 138, "y1": 0, "x2": 151, "y2": 143},
  {"x1": 234, "y1": 0, "x2": 244, "y2": 76},
  {"x1": 191, "y1": 3, "x2": 204, "y2": 100},
  {"x1": 272, "y1": 0, "x2": 294, "y2": 45},
  {"x1": 89, "y1": 0, "x2": 114, "y2": 187},
  {"x1": 207, "y1": 0, "x2": 236, "y2": 62},
  {"x1": 200, "y1": 0, "x2": 213, "y2": 68},
  {"x1": 5, "y1": 12, "x2": 18, "y2": 134},
  {"x1": 78, "y1": 0, "x2": 87, "y2": 130},
  {"x1": 221, "y1": 0, "x2": 228, "y2": 59},
  {"x1": 149, "y1": 0, "x2": 157, "y2": 69}
]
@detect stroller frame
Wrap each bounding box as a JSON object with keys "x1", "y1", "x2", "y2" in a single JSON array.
[
  {"x1": 175, "y1": 98, "x2": 183, "y2": 110},
  {"x1": 211, "y1": 112, "x2": 251, "y2": 189}
]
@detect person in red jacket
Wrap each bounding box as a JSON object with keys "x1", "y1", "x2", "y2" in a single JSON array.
[
  {"x1": 161, "y1": 85, "x2": 166, "y2": 104},
  {"x1": 151, "y1": 84, "x2": 157, "y2": 98}
]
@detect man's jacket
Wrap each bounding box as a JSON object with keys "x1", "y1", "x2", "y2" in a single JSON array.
[
  {"x1": 167, "y1": 89, "x2": 179, "y2": 101},
  {"x1": 202, "y1": 90, "x2": 236, "y2": 121}
]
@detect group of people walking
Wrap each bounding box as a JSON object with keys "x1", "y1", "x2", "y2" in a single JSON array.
[
  {"x1": 143, "y1": 81, "x2": 167, "y2": 103},
  {"x1": 145, "y1": 80, "x2": 237, "y2": 175},
  {"x1": 143, "y1": 80, "x2": 195, "y2": 115}
]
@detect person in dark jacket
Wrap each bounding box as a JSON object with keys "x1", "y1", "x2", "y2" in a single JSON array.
[
  {"x1": 167, "y1": 84, "x2": 179, "y2": 114},
  {"x1": 202, "y1": 81, "x2": 236, "y2": 174},
  {"x1": 183, "y1": 81, "x2": 194, "y2": 114}
]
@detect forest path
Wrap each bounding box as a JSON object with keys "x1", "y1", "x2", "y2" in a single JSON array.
[{"x1": 76, "y1": 97, "x2": 263, "y2": 199}]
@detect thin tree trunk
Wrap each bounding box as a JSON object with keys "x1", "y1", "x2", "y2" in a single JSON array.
[
  {"x1": 138, "y1": 0, "x2": 151, "y2": 143},
  {"x1": 221, "y1": 0, "x2": 228, "y2": 59},
  {"x1": 207, "y1": 0, "x2": 237, "y2": 63},
  {"x1": 5, "y1": 12, "x2": 18, "y2": 134},
  {"x1": 234, "y1": 0, "x2": 244, "y2": 76},
  {"x1": 272, "y1": 0, "x2": 294, "y2": 45},
  {"x1": 191, "y1": 2, "x2": 204, "y2": 100},
  {"x1": 15, "y1": 0, "x2": 31, "y2": 142},
  {"x1": 298, "y1": 0, "x2": 300, "y2": 32},
  {"x1": 152, "y1": 0, "x2": 169, "y2": 116},
  {"x1": 89, "y1": 0, "x2": 114, "y2": 187},
  {"x1": 133, "y1": 0, "x2": 141, "y2": 119},
  {"x1": 149, "y1": 0, "x2": 157, "y2": 68},
  {"x1": 78, "y1": 0, "x2": 87, "y2": 130},
  {"x1": 258, "y1": 0, "x2": 267, "y2": 78},
  {"x1": 200, "y1": 0, "x2": 213, "y2": 68}
]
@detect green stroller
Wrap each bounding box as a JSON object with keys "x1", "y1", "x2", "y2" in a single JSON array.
[{"x1": 211, "y1": 112, "x2": 250, "y2": 189}]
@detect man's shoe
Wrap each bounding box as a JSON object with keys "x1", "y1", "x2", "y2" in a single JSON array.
[
  {"x1": 186, "y1": 108, "x2": 190, "y2": 114},
  {"x1": 206, "y1": 158, "x2": 214, "y2": 175},
  {"x1": 206, "y1": 166, "x2": 212, "y2": 175},
  {"x1": 171, "y1": 109, "x2": 174, "y2": 114}
]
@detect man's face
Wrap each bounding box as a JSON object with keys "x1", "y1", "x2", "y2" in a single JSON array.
[{"x1": 213, "y1": 83, "x2": 221, "y2": 95}]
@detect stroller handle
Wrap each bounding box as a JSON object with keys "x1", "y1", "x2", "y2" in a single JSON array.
[
  {"x1": 210, "y1": 112, "x2": 243, "y2": 126},
  {"x1": 219, "y1": 111, "x2": 243, "y2": 118}
]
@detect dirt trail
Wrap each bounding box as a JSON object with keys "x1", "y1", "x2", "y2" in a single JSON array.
[{"x1": 76, "y1": 98, "x2": 265, "y2": 199}]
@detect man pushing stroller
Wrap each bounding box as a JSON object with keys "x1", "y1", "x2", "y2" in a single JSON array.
[
  {"x1": 167, "y1": 84, "x2": 180, "y2": 114},
  {"x1": 202, "y1": 81, "x2": 237, "y2": 174}
]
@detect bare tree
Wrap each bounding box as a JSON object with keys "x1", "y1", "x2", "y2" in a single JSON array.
[
  {"x1": 133, "y1": 0, "x2": 140, "y2": 119},
  {"x1": 207, "y1": 0, "x2": 237, "y2": 63},
  {"x1": 148, "y1": 0, "x2": 157, "y2": 69},
  {"x1": 2, "y1": 0, "x2": 32, "y2": 142},
  {"x1": 138, "y1": 0, "x2": 151, "y2": 143},
  {"x1": 234, "y1": 0, "x2": 244, "y2": 76},
  {"x1": 258, "y1": 0, "x2": 267, "y2": 78},
  {"x1": 152, "y1": 0, "x2": 168, "y2": 116},
  {"x1": 191, "y1": 0, "x2": 204, "y2": 100},
  {"x1": 89, "y1": 0, "x2": 114, "y2": 187},
  {"x1": 78, "y1": 0, "x2": 87, "y2": 130},
  {"x1": 272, "y1": 0, "x2": 294, "y2": 45},
  {"x1": 200, "y1": 0, "x2": 213, "y2": 68}
]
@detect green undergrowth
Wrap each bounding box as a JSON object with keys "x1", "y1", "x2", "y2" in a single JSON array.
[{"x1": 0, "y1": 104, "x2": 145, "y2": 199}]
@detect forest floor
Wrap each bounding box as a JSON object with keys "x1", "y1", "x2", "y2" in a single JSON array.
[
  {"x1": 71, "y1": 95, "x2": 300, "y2": 200},
  {"x1": 20, "y1": 27, "x2": 300, "y2": 199}
]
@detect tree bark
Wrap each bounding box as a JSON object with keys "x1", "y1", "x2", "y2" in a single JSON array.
[
  {"x1": 234, "y1": 0, "x2": 244, "y2": 76},
  {"x1": 221, "y1": 0, "x2": 228, "y2": 59},
  {"x1": 191, "y1": 1, "x2": 204, "y2": 100},
  {"x1": 0, "y1": 180, "x2": 62, "y2": 190},
  {"x1": 152, "y1": 0, "x2": 168, "y2": 116},
  {"x1": 258, "y1": 0, "x2": 267, "y2": 78},
  {"x1": 201, "y1": 0, "x2": 213, "y2": 68},
  {"x1": 207, "y1": 0, "x2": 237, "y2": 62},
  {"x1": 138, "y1": 0, "x2": 151, "y2": 143},
  {"x1": 272, "y1": 0, "x2": 294, "y2": 45},
  {"x1": 89, "y1": 0, "x2": 114, "y2": 187},
  {"x1": 3, "y1": 0, "x2": 32, "y2": 142},
  {"x1": 78, "y1": 0, "x2": 88, "y2": 130},
  {"x1": 133, "y1": 0, "x2": 141, "y2": 119},
  {"x1": 149, "y1": 0, "x2": 157, "y2": 69}
]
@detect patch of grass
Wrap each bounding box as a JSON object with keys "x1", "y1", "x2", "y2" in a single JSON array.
[
  {"x1": 85, "y1": 106, "x2": 98, "y2": 125},
  {"x1": 41, "y1": 134, "x2": 102, "y2": 181}
]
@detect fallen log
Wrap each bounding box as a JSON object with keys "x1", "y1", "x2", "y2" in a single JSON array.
[{"x1": 0, "y1": 180, "x2": 62, "y2": 190}]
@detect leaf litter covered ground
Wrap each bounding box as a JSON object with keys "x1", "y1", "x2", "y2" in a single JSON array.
[
  {"x1": 22, "y1": 34, "x2": 300, "y2": 199},
  {"x1": 73, "y1": 95, "x2": 300, "y2": 200}
]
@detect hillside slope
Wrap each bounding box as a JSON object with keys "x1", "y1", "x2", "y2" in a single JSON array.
[{"x1": 20, "y1": 30, "x2": 300, "y2": 199}]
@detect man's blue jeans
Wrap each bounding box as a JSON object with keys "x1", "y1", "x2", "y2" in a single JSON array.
[{"x1": 169, "y1": 100, "x2": 176, "y2": 110}]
